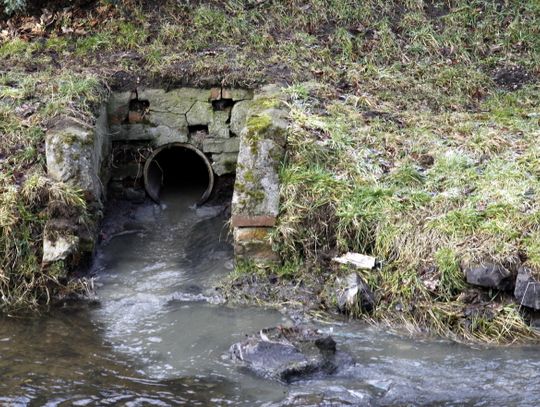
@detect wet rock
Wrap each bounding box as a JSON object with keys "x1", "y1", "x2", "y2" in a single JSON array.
[
  {"x1": 124, "y1": 187, "x2": 146, "y2": 203},
  {"x1": 265, "y1": 388, "x2": 373, "y2": 407},
  {"x1": 465, "y1": 263, "x2": 514, "y2": 291},
  {"x1": 335, "y1": 273, "x2": 375, "y2": 314},
  {"x1": 514, "y1": 267, "x2": 540, "y2": 310},
  {"x1": 229, "y1": 326, "x2": 354, "y2": 383}
]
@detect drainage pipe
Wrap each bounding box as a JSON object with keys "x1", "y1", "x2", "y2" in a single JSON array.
[{"x1": 143, "y1": 143, "x2": 214, "y2": 205}]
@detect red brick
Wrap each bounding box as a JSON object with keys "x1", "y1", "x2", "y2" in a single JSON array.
[
  {"x1": 231, "y1": 214, "x2": 276, "y2": 227},
  {"x1": 210, "y1": 87, "x2": 222, "y2": 101}
]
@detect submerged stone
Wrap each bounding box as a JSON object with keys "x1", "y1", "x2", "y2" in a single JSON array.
[
  {"x1": 229, "y1": 326, "x2": 354, "y2": 383},
  {"x1": 267, "y1": 388, "x2": 374, "y2": 407}
]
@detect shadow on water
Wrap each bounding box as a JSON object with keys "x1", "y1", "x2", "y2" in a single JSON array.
[{"x1": 0, "y1": 307, "x2": 248, "y2": 406}]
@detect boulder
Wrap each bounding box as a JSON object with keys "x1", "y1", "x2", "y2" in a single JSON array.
[
  {"x1": 465, "y1": 263, "x2": 514, "y2": 291},
  {"x1": 514, "y1": 267, "x2": 540, "y2": 310},
  {"x1": 229, "y1": 326, "x2": 354, "y2": 383}
]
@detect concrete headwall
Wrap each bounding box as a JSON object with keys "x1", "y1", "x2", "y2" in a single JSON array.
[{"x1": 43, "y1": 85, "x2": 288, "y2": 267}]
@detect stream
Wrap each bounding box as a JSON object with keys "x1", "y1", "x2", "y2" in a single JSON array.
[{"x1": 1, "y1": 188, "x2": 540, "y2": 406}]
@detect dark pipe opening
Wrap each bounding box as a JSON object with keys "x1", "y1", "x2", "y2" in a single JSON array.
[
  {"x1": 212, "y1": 99, "x2": 234, "y2": 111},
  {"x1": 144, "y1": 143, "x2": 214, "y2": 206}
]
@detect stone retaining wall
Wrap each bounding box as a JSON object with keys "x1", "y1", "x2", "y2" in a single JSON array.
[
  {"x1": 44, "y1": 85, "x2": 287, "y2": 267},
  {"x1": 108, "y1": 87, "x2": 253, "y2": 176}
]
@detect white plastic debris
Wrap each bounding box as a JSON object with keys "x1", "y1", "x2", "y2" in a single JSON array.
[{"x1": 332, "y1": 252, "x2": 376, "y2": 269}]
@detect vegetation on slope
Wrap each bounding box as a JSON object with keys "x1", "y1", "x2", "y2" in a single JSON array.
[
  {"x1": 1, "y1": 0, "x2": 539, "y2": 341},
  {"x1": 0, "y1": 70, "x2": 104, "y2": 308}
]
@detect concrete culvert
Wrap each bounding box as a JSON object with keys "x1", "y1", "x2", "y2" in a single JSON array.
[{"x1": 143, "y1": 143, "x2": 214, "y2": 205}]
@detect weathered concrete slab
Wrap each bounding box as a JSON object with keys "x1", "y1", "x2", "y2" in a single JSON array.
[
  {"x1": 202, "y1": 138, "x2": 240, "y2": 154},
  {"x1": 44, "y1": 106, "x2": 111, "y2": 264},
  {"x1": 231, "y1": 215, "x2": 276, "y2": 227},
  {"x1": 232, "y1": 136, "x2": 284, "y2": 222},
  {"x1": 46, "y1": 116, "x2": 104, "y2": 201},
  {"x1": 231, "y1": 86, "x2": 288, "y2": 263}
]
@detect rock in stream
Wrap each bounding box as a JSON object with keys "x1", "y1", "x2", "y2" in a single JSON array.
[{"x1": 229, "y1": 326, "x2": 354, "y2": 383}]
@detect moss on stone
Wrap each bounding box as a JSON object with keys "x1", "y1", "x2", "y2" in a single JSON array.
[
  {"x1": 243, "y1": 169, "x2": 256, "y2": 183},
  {"x1": 60, "y1": 132, "x2": 78, "y2": 146},
  {"x1": 246, "y1": 114, "x2": 272, "y2": 140},
  {"x1": 252, "y1": 97, "x2": 281, "y2": 111}
]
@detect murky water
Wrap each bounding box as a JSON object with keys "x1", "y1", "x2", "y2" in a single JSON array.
[{"x1": 1, "y1": 188, "x2": 540, "y2": 406}]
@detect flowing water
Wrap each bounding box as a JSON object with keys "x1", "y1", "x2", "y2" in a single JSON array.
[{"x1": 1, "y1": 188, "x2": 540, "y2": 406}]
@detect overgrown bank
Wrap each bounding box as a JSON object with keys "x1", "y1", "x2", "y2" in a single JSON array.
[{"x1": 1, "y1": 0, "x2": 539, "y2": 341}]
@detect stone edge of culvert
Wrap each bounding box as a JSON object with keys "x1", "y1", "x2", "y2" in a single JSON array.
[
  {"x1": 231, "y1": 84, "x2": 289, "y2": 265},
  {"x1": 41, "y1": 82, "x2": 288, "y2": 302}
]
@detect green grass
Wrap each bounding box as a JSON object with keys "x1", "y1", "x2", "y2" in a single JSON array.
[{"x1": 276, "y1": 77, "x2": 540, "y2": 342}]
